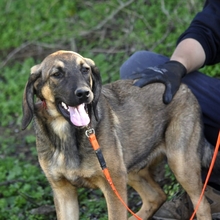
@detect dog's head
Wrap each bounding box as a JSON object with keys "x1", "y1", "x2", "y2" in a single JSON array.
[{"x1": 22, "y1": 50, "x2": 102, "y2": 130}]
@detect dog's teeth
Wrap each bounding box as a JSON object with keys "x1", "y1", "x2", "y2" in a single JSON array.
[{"x1": 61, "y1": 102, "x2": 68, "y2": 110}]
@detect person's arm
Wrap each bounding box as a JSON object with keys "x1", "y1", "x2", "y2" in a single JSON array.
[
  {"x1": 128, "y1": 38, "x2": 206, "y2": 104},
  {"x1": 176, "y1": 0, "x2": 220, "y2": 66},
  {"x1": 129, "y1": 0, "x2": 220, "y2": 104},
  {"x1": 170, "y1": 38, "x2": 206, "y2": 74}
]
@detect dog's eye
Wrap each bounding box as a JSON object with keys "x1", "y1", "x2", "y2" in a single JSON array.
[
  {"x1": 81, "y1": 67, "x2": 90, "y2": 75},
  {"x1": 52, "y1": 71, "x2": 64, "y2": 78}
]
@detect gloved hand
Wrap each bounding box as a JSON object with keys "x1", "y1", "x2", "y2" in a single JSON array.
[{"x1": 128, "y1": 60, "x2": 187, "y2": 104}]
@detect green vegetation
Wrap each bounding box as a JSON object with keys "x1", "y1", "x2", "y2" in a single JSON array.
[{"x1": 0, "y1": 0, "x2": 218, "y2": 219}]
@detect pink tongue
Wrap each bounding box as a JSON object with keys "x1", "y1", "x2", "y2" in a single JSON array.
[{"x1": 69, "y1": 104, "x2": 90, "y2": 126}]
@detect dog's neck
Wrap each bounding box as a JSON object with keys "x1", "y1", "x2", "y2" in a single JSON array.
[{"x1": 35, "y1": 101, "x2": 95, "y2": 165}]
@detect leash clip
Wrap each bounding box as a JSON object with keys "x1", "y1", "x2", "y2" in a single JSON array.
[{"x1": 85, "y1": 127, "x2": 95, "y2": 137}]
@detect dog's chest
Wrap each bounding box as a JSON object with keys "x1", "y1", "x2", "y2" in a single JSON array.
[
  {"x1": 36, "y1": 119, "x2": 107, "y2": 188},
  {"x1": 45, "y1": 149, "x2": 101, "y2": 188}
]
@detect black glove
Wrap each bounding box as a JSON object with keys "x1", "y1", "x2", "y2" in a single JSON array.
[{"x1": 128, "y1": 60, "x2": 187, "y2": 104}]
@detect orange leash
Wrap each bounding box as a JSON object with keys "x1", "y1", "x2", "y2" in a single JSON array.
[
  {"x1": 190, "y1": 130, "x2": 220, "y2": 220},
  {"x1": 86, "y1": 127, "x2": 220, "y2": 220},
  {"x1": 85, "y1": 128, "x2": 142, "y2": 220}
]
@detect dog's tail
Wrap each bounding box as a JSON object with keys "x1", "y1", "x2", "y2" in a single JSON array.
[{"x1": 201, "y1": 138, "x2": 220, "y2": 179}]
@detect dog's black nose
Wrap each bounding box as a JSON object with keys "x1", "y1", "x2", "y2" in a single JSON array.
[{"x1": 75, "y1": 88, "x2": 90, "y2": 101}]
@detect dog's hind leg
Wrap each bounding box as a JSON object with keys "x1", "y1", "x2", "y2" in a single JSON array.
[
  {"x1": 166, "y1": 140, "x2": 211, "y2": 219},
  {"x1": 128, "y1": 167, "x2": 166, "y2": 220}
]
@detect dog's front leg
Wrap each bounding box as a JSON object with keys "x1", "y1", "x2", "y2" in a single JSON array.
[
  {"x1": 97, "y1": 171, "x2": 128, "y2": 220},
  {"x1": 50, "y1": 179, "x2": 79, "y2": 220}
]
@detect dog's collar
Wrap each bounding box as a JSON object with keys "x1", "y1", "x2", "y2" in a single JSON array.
[{"x1": 41, "y1": 100, "x2": 47, "y2": 109}]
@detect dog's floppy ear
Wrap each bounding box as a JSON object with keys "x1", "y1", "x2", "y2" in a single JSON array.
[
  {"x1": 91, "y1": 65, "x2": 102, "y2": 121},
  {"x1": 22, "y1": 64, "x2": 41, "y2": 130},
  {"x1": 84, "y1": 58, "x2": 102, "y2": 121}
]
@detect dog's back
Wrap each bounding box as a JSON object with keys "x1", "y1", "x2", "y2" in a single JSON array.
[{"x1": 100, "y1": 80, "x2": 202, "y2": 168}]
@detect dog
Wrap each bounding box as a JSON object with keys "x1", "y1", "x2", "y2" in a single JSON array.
[{"x1": 22, "y1": 50, "x2": 215, "y2": 220}]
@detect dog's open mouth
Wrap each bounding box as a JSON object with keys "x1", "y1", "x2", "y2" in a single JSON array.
[{"x1": 60, "y1": 102, "x2": 90, "y2": 127}]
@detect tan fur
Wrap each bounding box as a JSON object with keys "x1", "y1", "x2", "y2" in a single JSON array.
[
  {"x1": 22, "y1": 50, "x2": 212, "y2": 220},
  {"x1": 41, "y1": 86, "x2": 55, "y2": 105}
]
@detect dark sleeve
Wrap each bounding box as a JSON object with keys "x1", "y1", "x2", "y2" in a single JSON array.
[{"x1": 177, "y1": 0, "x2": 220, "y2": 65}]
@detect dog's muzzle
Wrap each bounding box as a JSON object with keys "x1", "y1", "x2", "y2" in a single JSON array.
[{"x1": 57, "y1": 87, "x2": 93, "y2": 127}]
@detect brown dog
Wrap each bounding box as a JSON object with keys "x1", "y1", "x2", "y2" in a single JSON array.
[{"x1": 22, "y1": 50, "x2": 213, "y2": 220}]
